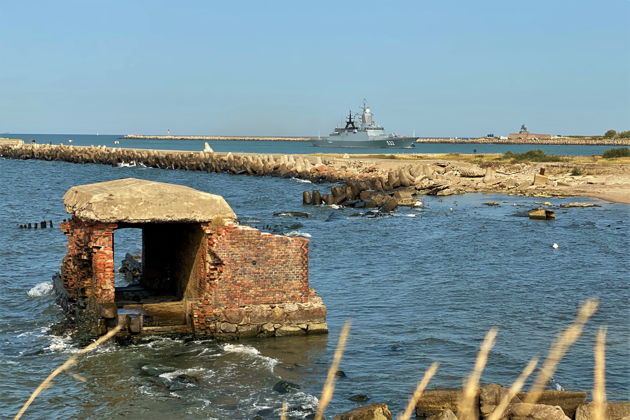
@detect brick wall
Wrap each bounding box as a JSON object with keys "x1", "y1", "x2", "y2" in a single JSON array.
[
  {"x1": 203, "y1": 225, "x2": 310, "y2": 307},
  {"x1": 60, "y1": 217, "x2": 117, "y2": 305}
]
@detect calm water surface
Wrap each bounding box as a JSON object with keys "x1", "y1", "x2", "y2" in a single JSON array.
[
  {"x1": 2, "y1": 133, "x2": 622, "y2": 156},
  {"x1": 0, "y1": 156, "x2": 628, "y2": 419}
]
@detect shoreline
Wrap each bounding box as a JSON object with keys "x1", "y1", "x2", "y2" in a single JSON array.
[
  {"x1": 1, "y1": 140, "x2": 628, "y2": 205},
  {"x1": 119, "y1": 134, "x2": 630, "y2": 146}
]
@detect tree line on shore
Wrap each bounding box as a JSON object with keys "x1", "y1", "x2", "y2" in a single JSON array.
[{"x1": 603, "y1": 129, "x2": 630, "y2": 139}]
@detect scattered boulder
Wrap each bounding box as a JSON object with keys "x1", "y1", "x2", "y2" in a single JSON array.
[
  {"x1": 460, "y1": 167, "x2": 486, "y2": 178},
  {"x1": 333, "y1": 403, "x2": 392, "y2": 420},
  {"x1": 533, "y1": 174, "x2": 550, "y2": 186},
  {"x1": 484, "y1": 202, "x2": 500, "y2": 206},
  {"x1": 379, "y1": 197, "x2": 399, "y2": 213},
  {"x1": 427, "y1": 408, "x2": 459, "y2": 420},
  {"x1": 506, "y1": 403, "x2": 569, "y2": 420},
  {"x1": 119, "y1": 253, "x2": 142, "y2": 285},
  {"x1": 575, "y1": 402, "x2": 630, "y2": 420},
  {"x1": 516, "y1": 390, "x2": 586, "y2": 419},
  {"x1": 480, "y1": 383, "x2": 522, "y2": 418},
  {"x1": 416, "y1": 389, "x2": 470, "y2": 419},
  {"x1": 528, "y1": 208, "x2": 555, "y2": 220},
  {"x1": 349, "y1": 394, "x2": 370, "y2": 402}
]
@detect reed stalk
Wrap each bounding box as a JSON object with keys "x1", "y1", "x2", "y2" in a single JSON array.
[
  {"x1": 458, "y1": 327, "x2": 498, "y2": 420},
  {"x1": 14, "y1": 325, "x2": 122, "y2": 420},
  {"x1": 524, "y1": 298, "x2": 598, "y2": 404},
  {"x1": 280, "y1": 400, "x2": 288, "y2": 420},
  {"x1": 314, "y1": 320, "x2": 351, "y2": 420},
  {"x1": 486, "y1": 357, "x2": 539, "y2": 420},
  {"x1": 592, "y1": 326, "x2": 607, "y2": 420},
  {"x1": 397, "y1": 361, "x2": 440, "y2": 420}
]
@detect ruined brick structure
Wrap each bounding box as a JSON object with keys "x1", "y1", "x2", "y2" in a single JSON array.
[{"x1": 54, "y1": 178, "x2": 327, "y2": 339}]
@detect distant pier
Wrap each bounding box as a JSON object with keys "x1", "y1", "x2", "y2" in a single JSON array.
[
  {"x1": 121, "y1": 134, "x2": 313, "y2": 141},
  {"x1": 119, "y1": 134, "x2": 630, "y2": 146}
]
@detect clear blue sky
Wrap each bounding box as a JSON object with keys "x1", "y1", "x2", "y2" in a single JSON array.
[{"x1": 1, "y1": 1, "x2": 628, "y2": 137}]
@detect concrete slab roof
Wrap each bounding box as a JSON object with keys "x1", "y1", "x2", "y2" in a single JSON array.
[{"x1": 63, "y1": 178, "x2": 236, "y2": 223}]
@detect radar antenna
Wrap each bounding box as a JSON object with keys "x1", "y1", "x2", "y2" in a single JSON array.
[{"x1": 344, "y1": 110, "x2": 357, "y2": 130}]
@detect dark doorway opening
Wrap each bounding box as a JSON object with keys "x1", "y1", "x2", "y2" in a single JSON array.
[{"x1": 113, "y1": 223, "x2": 204, "y2": 327}]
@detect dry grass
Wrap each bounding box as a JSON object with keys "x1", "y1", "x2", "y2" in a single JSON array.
[
  {"x1": 593, "y1": 327, "x2": 607, "y2": 420},
  {"x1": 314, "y1": 320, "x2": 351, "y2": 420},
  {"x1": 524, "y1": 298, "x2": 599, "y2": 404},
  {"x1": 458, "y1": 328, "x2": 498, "y2": 420},
  {"x1": 280, "y1": 400, "x2": 288, "y2": 420},
  {"x1": 14, "y1": 325, "x2": 122, "y2": 420},
  {"x1": 486, "y1": 358, "x2": 539, "y2": 420},
  {"x1": 398, "y1": 362, "x2": 440, "y2": 420}
]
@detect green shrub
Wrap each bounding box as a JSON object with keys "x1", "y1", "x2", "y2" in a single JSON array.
[
  {"x1": 502, "y1": 150, "x2": 563, "y2": 162},
  {"x1": 570, "y1": 167, "x2": 583, "y2": 176},
  {"x1": 602, "y1": 147, "x2": 630, "y2": 158}
]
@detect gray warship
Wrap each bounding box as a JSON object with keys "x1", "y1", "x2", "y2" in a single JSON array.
[{"x1": 310, "y1": 101, "x2": 417, "y2": 149}]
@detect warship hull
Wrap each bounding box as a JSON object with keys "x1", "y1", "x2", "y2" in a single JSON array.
[{"x1": 310, "y1": 136, "x2": 417, "y2": 149}]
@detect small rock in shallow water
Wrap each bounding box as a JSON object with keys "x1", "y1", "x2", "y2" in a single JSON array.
[
  {"x1": 273, "y1": 380, "x2": 301, "y2": 394},
  {"x1": 335, "y1": 369, "x2": 347, "y2": 378},
  {"x1": 255, "y1": 407, "x2": 275, "y2": 418},
  {"x1": 348, "y1": 394, "x2": 370, "y2": 402},
  {"x1": 175, "y1": 374, "x2": 200, "y2": 385},
  {"x1": 559, "y1": 202, "x2": 600, "y2": 208}
]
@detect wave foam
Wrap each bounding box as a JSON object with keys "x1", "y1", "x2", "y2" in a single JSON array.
[
  {"x1": 286, "y1": 231, "x2": 312, "y2": 238},
  {"x1": 159, "y1": 367, "x2": 209, "y2": 382},
  {"x1": 291, "y1": 177, "x2": 312, "y2": 184},
  {"x1": 222, "y1": 343, "x2": 279, "y2": 370},
  {"x1": 27, "y1": 282, "x2": 53, "y2": 297},
  {"x1": 46, "y1": 334, "x2": 77, "y2": 353},
  {"x1": 222, "y1": 343, "x2": 261, "y2": 356}
]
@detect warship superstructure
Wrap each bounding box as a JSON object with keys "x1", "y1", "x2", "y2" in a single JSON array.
[{"x1": 310, "y1": 101, "x2": 417, "y2": 148}]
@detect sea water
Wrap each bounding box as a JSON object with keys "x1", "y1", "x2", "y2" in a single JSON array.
[
  {"x1": 2, "y1": 133, "x2": 623, "y2": 156},
  {"x1": 0, "y1": 156, "x2": 628, "y2": 419}
]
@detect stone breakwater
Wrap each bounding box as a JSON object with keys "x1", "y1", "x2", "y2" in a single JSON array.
[
  {"x1": 121, "y1": 134, "x2": 313, "y2": 141},
  {"x1": 0, "y1": 143, "x2": 356, "y2": 183},
  {"x1": 1, "y1": 142, "x2": 629, "y2": 206}
]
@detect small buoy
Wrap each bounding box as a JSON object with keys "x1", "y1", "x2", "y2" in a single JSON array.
[{"x1": 552, "y1": 243, "x2": 559, "y2": 249}]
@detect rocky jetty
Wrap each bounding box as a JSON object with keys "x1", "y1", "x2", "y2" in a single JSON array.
[{"x1": 1, "y1": 142, "x2": 629, "y2": 205}]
